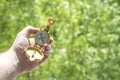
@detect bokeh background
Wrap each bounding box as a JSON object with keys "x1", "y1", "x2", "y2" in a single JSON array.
[{"x1": 0, "y1": 0, "x2": 120, "y2": 80}]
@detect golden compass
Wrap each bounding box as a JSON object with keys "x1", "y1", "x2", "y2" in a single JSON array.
[{"x1": 25, "y1": 19, "x2": 55, "y2": 62}]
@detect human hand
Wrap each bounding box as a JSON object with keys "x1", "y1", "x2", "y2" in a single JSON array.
[{"x1": 11, "y1": 26, "x2": 53, "y2": 73}]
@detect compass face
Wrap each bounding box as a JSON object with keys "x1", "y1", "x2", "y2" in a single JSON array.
[{"x1": 35, "y1": 31, "x2": 50, "y2": 45}]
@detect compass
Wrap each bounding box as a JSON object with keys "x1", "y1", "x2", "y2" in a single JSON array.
[
  {"x1": 25, "y1": 19, "x2": 55, "y2": 62},
  {"x1": 35, "y1": 31, "x2": 50, "y2": 45}
]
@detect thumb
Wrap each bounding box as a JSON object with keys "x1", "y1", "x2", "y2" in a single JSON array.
[{"x1": 19, "y1": 26, "x2": 39, "y2": 37}]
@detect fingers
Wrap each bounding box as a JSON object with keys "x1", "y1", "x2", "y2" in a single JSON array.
[
  {"x1": 41, "y1": 44, "x2": 50, "y2": 55},
  {"x1": 19, "y1": 26, "x2": 39, "y2": 37},
  {"x1": 41, "y1": 39, "x2": 53, "y2": 57},
  {"x1": 38, "y1": 38, "x2": 53, "y2": 64},
  {"x1": 39, "y1": 44, "x2": 50, "y2": 64}
]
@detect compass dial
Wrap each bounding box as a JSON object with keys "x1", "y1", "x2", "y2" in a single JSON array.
[{"x1": 35, "y1": 31, "x2": 50, "y2": 45}]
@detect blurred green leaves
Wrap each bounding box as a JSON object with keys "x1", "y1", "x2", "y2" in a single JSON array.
[{"x1": 0, "y1": 0, "x2": 120, "y2": 80}]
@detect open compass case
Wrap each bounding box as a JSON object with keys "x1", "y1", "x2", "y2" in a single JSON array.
[{"x1": 25, "y1": 19, "x2": 55, "y2": 62}]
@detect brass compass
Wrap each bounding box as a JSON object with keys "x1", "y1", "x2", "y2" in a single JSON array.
[{"x1": 25, "y1": 19, "x2": 55, "y2": 62}]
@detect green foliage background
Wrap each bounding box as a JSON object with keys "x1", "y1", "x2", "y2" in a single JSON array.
[{"x1": 0, "y1": 0, "x2": 120, "y2": 80}]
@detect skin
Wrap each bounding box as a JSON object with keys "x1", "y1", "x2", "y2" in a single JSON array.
[{"x1": 0, "y1": 26, "x2": 53, "y2": 80}]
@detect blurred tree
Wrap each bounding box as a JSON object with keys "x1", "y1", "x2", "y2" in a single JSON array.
[{"x1": 0, "y1": 0, "x2": 120, "y2": 80}]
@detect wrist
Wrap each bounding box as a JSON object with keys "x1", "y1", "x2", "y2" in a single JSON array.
[
  {"x1": 0, "y1": 48, "x2": 21, "y2": 79},
  {"x1": 9, "y1": 48, "x2": 21, "y2": 74}
]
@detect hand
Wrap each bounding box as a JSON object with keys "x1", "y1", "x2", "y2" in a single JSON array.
[{"x1": 11, "y1": 26, "x2": 53, "y2": 73}]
